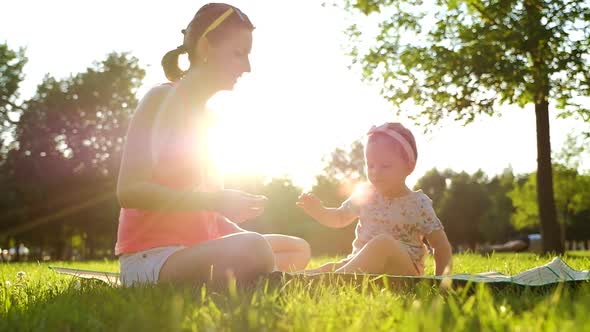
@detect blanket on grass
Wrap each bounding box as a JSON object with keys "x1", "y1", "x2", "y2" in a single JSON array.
[{"x1": 49, "y1": 257, "x2": 589, "y2": 288}]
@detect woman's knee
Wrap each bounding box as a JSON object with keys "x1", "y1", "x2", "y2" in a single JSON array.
[
  {"x1": 235, "y1": 232, "x2": 275, "y2": 273},
  {"x1": 287, "y1": 236, "x2": 311, "y2": 256},
  {"x1": 298, "y1": 238, "x2": 312, "y2": 262},
  {"x1": 288, "y1": 237, "x2": 311, "y2": 269}
]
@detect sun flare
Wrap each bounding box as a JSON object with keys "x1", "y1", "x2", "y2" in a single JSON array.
[{"x1": 206, "y1": 89, "x2": 279, "y2": 179}]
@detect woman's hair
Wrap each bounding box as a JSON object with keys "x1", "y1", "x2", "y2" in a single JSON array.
[
  {"x1": 161, "y1": 3, "x2": 255, "y2": 81},
  {"x1": 366, "y1": 122, "x2": 418, "y2": 170}
]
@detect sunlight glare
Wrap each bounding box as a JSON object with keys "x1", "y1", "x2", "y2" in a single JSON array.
[{"x1": 207, "y1": 88, "x2": 275, "y2": 178}]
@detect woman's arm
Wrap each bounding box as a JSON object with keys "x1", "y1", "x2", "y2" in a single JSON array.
[
  {"x1": 116, "y1": 85, "x2": 219, "y2": 212},
  {"x1": 116, "y1": 85, "x2": 266, "y2": 216},
  {"x1": 216, "y1": 215, "x2": 247, "y2": 234},
  {"x1": 425, "y1": 229, "x2": 453, "y2": 276}
]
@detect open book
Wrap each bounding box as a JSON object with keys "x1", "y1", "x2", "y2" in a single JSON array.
[
  {"x1": 49, "y1": 266, "x2": 121, "y2": 286},
  {"x1": 431, "y1": 257, "x2": 589, "y2": 286}
]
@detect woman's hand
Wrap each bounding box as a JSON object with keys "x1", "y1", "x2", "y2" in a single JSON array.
[
  {"x1": 296, "y1": 192, "x2": 323, "y2": 217},
  {"x1": 215, "y1": 189, "x2": 268, "y2": 223}
]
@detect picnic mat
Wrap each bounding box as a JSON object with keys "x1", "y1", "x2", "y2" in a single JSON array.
[{"x1": 49, "y1": 257, "x2": 590, "y2": 288}]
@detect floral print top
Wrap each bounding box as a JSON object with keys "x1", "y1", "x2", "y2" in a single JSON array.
[{"x1": 341, "y1": 186, "x2": 443, "y2": 274}]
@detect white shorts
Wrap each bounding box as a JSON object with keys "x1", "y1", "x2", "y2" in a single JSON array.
[{"x1": 119, "y1": 246, "x2": 186, "y2": 286}]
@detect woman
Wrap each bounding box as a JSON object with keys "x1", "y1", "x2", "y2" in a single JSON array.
[{"x1": 115, "y1": 3, "x2": 310, "y2": 286}]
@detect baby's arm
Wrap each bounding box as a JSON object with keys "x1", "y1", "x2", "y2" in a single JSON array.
[
  {"x1": 296, "y1": 193, "x2": 358, "y2": 228},
  {"x1": 425, "y1": 229, "x2": 453, "y2": 276}
]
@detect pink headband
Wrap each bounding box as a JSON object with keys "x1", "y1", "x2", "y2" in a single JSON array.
[{"x1": 367, "y1": 124, "x2": 416, "y2": 168}]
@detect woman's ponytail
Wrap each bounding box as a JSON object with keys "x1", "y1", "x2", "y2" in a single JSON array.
[{"x1": 161, "y1": 45, "x2": 187, "y2": 82}]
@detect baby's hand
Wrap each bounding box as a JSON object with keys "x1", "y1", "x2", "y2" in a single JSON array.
[{"x1": 296, "y1": 192, "x2": 323, "y2": 216}]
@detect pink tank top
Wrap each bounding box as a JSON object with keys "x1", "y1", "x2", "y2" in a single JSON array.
[{"x1": 115, "y1": 84, "x2": 225, "y2": 255}]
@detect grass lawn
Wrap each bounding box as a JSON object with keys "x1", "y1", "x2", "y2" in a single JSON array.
[{"x1": 2, "y1": 252, "x2": 590, "y2": 331}]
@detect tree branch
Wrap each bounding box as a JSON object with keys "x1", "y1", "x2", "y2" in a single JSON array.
[
  {"x1": 0, "y1": 96, "x2": 24, "y2": 124},
  {"x1": 545, "y1": 0, "x2": 578, "y2": 26},
  {"x1": 469, "y1": 2, "x2": 510, "y2": 31}
]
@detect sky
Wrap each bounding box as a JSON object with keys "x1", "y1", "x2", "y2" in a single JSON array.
[{"x1": 1, "y1": 0, "x2": 588, "y2": 190}]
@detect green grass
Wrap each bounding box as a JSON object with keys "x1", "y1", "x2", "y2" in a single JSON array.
[{"x1": 1, "y1": 253, "x2": 590, "y2": 331}]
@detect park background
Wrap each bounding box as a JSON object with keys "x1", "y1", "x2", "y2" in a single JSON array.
[{"x1": 0, "y1": 0, "x2": 589, "y2": 261}]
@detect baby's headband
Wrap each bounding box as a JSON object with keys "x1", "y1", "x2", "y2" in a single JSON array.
[{"x1": 367, "y1": 123, "x2": 416, "y2": 167}]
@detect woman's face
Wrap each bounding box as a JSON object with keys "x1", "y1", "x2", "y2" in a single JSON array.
[{"x1": 205, "y1": 28, "x2": 252, "y2": 91}]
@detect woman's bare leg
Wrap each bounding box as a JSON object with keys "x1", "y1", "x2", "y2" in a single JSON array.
[
  {"x1": 158, "y1": 232, "x2": 275, "y2": 285},
  {"x1": 216, "y1": 216, "x2": 310, "y2": 272},
  {"x1": 335, "y1": 234, "x2": 418, "y2": 276},
  {"x1": 263, "y1": 234, "x2": 311, "y2": 272}
]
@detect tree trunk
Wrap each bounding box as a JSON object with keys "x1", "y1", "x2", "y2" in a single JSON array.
[
  {"x1": 14, "y1": 238, "x2": 20, "y2": 262},
  {"x1": 535, "y1": 100, "x2": 564, "y2": 253},
  {"x1": 561, "y1": 199, "x2": 569, "y2": 245},
  {"x1": 87, "y1": 234, "x2": 95, "y2": 260}
]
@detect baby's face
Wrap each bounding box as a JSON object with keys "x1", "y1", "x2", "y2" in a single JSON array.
[{"x1": 365, "y1": 136, "x2": 409, "y2": 195}]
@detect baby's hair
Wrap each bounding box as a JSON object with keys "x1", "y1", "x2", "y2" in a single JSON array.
[
  {"x1": 366, "y1": 122, "x2": 418, "y2": 172},
  {"x1": 161, "y1": 3, "x2": 255, "y2": 81}
]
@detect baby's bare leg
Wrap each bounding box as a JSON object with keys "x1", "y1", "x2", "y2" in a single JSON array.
[
  {"x1": 263, "y1": 234, "x2": 311, "y2": 272},
  {"x1": 305, "y1": 259, "x2": 349, "y2": 274},
  {"x1": 335, "y1": 234, "x2": 418, "y2": 276}
]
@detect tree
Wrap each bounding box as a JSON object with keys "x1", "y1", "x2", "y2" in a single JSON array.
[
  {"x1": 413, "y1": 168, "x2": 453, "y2": 205},
  {"x1": 1, "y1": 52, "x2": 145, "y2": 259},
  {"x1": 255, "y1": 178, "x2": 307, "y2": 233},
  {"x1": 438, "y1": 171, "x2": 491, "y2": 247},
  {"x1": 480, "y1": 168, "x2": 516, "y2": 243},
  {"x1": 508, "y1": 173, "x2": 541, "y2": 231},
  {"x1": 508, "y1": 167, "x2": 590, "y2": 240},
  {"x1": 0, "y1": 42, "x2": 27, "y2": 154},
  {"x1": 414, "y1": 168, "x2": 517, "y2": 245},
  {"x1": 553, "y1": 134, "x2": 590, "y2": 240},
  {"x1": 322, "y1": 140, "x2": 366, "y2": 182},
  {"x1": 509, "y1": 134, "x2": 590, "y2": 241},
  {"x1": 17, "y1": 52, "x2": 144, "y2": 178},
  {"x1": 0, "y1": 43, "x2": 28, "y2": 254},
  {"x1": 343, "y1": 0, "x2": 590, "y2": 253},
  {"x1": 298, "y1": 140, "x2": 368, "y2": 255},
  {"x1": 313, "y1": 139, "x2": 366, "y2": 203}
]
